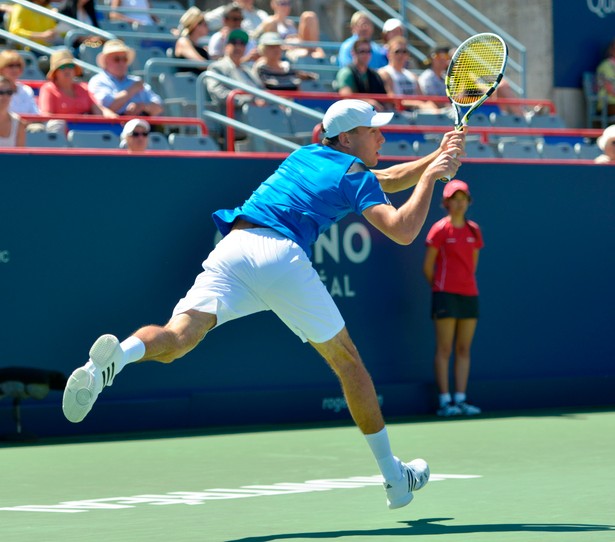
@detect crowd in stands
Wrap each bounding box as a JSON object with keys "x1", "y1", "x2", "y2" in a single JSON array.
[{"x1": 0, "y1": 0, "x2": 610, "y2": 157}]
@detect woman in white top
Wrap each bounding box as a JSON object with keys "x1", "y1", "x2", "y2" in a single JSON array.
[
  {"x1": 0, "y1": 76, "x2": 26, "y2": 147},
  {"x1": 255, "y1": 0, "x2": 297, "y2": 40},
  {"x1": 0, "y1": 50, "x2": 40, "y2": 114},
  {"x1": 378, "y1": 36, "x2": 438, "y2": 112},
  {"x1": 110, "y1": 0, "x2": 155, "y2": 27}
]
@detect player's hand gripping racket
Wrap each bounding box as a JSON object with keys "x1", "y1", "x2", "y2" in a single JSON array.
[{"x1": 440, "y1": 32, "x2": 508, "y2": 180}]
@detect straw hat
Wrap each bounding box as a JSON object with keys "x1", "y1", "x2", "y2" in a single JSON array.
[
  {"x1": 179, "y1": 7, "x2": 205, "y2": 37},
  {"x1": 96, "y1": 39, "x2": 136, "y2": 68},
  {"x1": 47, "y1": 49, "x2": 82, "y2": 79}
]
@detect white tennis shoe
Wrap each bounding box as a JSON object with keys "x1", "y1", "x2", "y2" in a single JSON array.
[
  {"x1": 384, "y1": 458, "x2": 430, "y2": 510},
  {"x1": 62, "y1": 334, "x2": 122, "y2": 423}
]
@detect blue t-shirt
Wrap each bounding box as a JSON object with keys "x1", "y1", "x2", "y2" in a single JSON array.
[{"x1": 212, "y1": 144, "x2": 389, "y2": 257}]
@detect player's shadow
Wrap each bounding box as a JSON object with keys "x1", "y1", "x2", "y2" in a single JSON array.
[{"x1": 225, "y1": 517, "x2": 615, "y2": 541}]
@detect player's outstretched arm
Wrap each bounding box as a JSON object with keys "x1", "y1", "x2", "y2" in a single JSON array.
[
  {"x1": 363, "y1": 150, "x2": 461, "y2": 245},
  {"x1": 372, "y1": 128, "x2": 466, "y2": 194}
]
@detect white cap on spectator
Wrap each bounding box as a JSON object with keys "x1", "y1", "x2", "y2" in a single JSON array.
[
  {"x1": 382, "y1": 18, "x2": 403, "y2": 33},
  {"x1": 322, "y1": 99, "x2": 393, "y2": 138},
  {"x1": 121, "y1": 118, "x2": 151, "y2": 140},
  {"x1": 597, "y1": 124, "x2": 615, "y2": 151}
]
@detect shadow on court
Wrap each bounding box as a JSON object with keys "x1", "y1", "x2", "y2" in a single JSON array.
[{"x1": 226, "y1": 518, "x2": 615, "y2": 541}]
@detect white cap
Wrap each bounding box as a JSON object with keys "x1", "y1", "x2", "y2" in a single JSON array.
[
  {"x1": 322, "y1": 99, "x2": 393, "y2": 138},
  {"x1": 382, "y1": 18, "x2": 403, "y2": 33},
  {"x1": 597, "y1": 124, "x2": 615, "y2": 150},
  {"x1": 121, "y1": 118, "x2": 151, "y2": 140}
]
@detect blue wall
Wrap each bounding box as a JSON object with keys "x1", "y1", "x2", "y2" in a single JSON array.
[{"x1": 1, "y1": 153, "x2": 614, "y2": 437}]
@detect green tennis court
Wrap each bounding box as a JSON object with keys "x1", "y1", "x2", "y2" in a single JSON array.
[{"x1": 2, "y1": 408, "x2": 614, "y2": 542}]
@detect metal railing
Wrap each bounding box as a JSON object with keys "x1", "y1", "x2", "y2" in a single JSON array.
[{"x1": 343, "y1": 0, "x2": 527, "y2": 97}]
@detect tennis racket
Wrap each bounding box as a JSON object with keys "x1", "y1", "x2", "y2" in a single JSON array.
[{"x1": 440, "y1": 32, "x2": 508, "y2": 179}]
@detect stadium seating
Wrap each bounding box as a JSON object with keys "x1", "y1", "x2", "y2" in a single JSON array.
[
  {"x1": 158, "y1": 72, "x2": 198, "y2": 117},
  {"x1": 537, "y1": 141, "x2": 576, "y2": 159},
  {"x1": 574, "y1": 142, "x2": 601, "y2": 159},
  {"x1": 67, "y1": 130, "x2": 120, "y2": 149},
  {"x1": 168, "y1": 133, "x2": 220, "y2": 151},
  {"x1": 26, "y1": 130, "x2": 68, "y2": 148},
  {"x1": 465, "y1": 140, "x2": 497, "y2": 158},
  {"x1": 381, "y1": 139, "x2": 413, "y2": 156},
  {"x1": 497, "y1": 139, "x2": 541, "y2": 159}
]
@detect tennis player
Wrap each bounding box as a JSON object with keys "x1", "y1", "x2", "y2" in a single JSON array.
[{"x1": 62, "y1": 99, "x2": 465, "y2": 509}]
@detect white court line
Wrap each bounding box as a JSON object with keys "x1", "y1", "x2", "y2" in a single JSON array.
[{"x1": 0, "y1": 473, "x2": 481, "y2": 513}]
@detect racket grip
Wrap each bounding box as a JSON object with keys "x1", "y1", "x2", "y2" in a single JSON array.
[{"x1": 437, "y1": 153, "x2": 458, "y2": 183}]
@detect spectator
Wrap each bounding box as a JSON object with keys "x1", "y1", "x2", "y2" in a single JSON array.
[
  {"x1": 209, "y1": 3, "x2": 258, "y2": 61},
  {"x1": 0, "y1": 76, "x2": 26, "y2": 147},
  {"x1": 206, "y1": 0, "x2": 268, "y2": 37},
  {"x1": 337, "y1": 11, "x2": 388, "y2": 70},
  {"x1": 596, "y1": 38, "x2": 615, "y2": 119},
  {"x1": 0, "y1": 50, "x2": 39, "y2": 114},
  {"x1": 8, "y1": 0, "x2": 60, "y2": 46},
  {"x1": 109, "y1": 0, "x2": 156, "y2": 27},
  {"x1": 88, "y1": 40, "x2": 163, "y2": 116},
  {"x1": 423, "y1": 179, "x2": 483, "y2": 417},
  {"x1": 255, "y1": 0, "x2": 297, "y2": 40},
  {"x1": 57, "y1": 0, "x2": 101, "y2": 47},
  {"x1": 381, "y1": 18, "x2": 404, "y2": 47},
  {"x1": 378, "y1": 36, "x2": 438, "y2": 112},
  {"x1": 174, "y1": 7, "x2": 210, "y2": 73},
  {"x1": 120, "y1": 118, "x2": 150, "y2": 153},
  {"x1": 336, "y1": 38, "x2": 387, "y2": 111},
  {"x1": 206, "y1": 28, "x2": 263, "y2": 111},
  {"x1": 418, "y1": 45, "x2": 450, "y2": 98},
  {"x1": 595, "y1": 124, "x2": 615, "y2": 163},
  {"x1": 284, "y1": 10, "x2": 326, "y2": 62},
  {"x1": 39, "y1": 50, "x2": 117, "y2": 117},
  {"x1": 252, "y1": 32, "x2": 317, "y2": 91}
]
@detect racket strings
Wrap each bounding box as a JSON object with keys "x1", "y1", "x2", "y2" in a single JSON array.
[{"x1": 448, "y1": 37, "x2": 506, "y2": 105}]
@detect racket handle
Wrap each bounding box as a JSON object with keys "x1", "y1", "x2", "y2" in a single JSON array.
[{"x1": 437, "y1": 153, "x2": 458, "y2": 183}]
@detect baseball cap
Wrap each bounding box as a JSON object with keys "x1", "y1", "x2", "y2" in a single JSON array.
[
  {"x1": 227, "y1": 28, "x2": 249, "y2": 44},
  {"x1": 443, "y1": 179, "x2": 471, "y2": 199},
  {"x1": 597, "y1": 124, "x2": 615, "y2": 151},
  {"x1": 382, "y1": 18, "x2": 403, "y2": 33},
  {"x1": 121, "y1": 118, "x2": 151, "y2": 140},
  {"x1": 322, "y1": 99, "x2": 394, "y2": 138},
  {"x1": 259, "y1": 32, "x2": 284, "y2": 46}
]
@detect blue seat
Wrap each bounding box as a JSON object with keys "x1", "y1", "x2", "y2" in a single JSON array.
[
  {"x1": 168, "y1": 133, "x2": 220, "y2": 151},
  {"x1": 67, "y1": 130, "x2": 120, "y2": 149},
  {"x1": 497, "y1": 140, "x2": 540, "y2": 159}
]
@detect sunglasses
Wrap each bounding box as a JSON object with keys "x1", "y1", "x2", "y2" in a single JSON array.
[
  {"x1": 58, "y1": 63, "x2": 76, "y2": 70},
  {"x1": 227, "y1": 16, "x2": 243, "y2": 21},
  {"x1": 111, "y1": 56, "x2": 129, "y2": 63},
  {"x1": 277, "y1": 1, "x2": 291, "y2": 5},
  {"x1": 129, "y1": 131, "x2": 149, "y2": 137},
  {"x1": 0, "y1": 89, "x2": 15, "y2": 96},
  {"x1": 356, "y1": 49, "x2": 372, "y2": 54},
  {"x1": 228, "y1": 39, "x2": 247, "y2": 45},
  {"x1": 4, "y1": 63, "x2": 23, "y2": 69},
  {"x1": 392, "y1": 49, "x2": 408, "y2": 54}
]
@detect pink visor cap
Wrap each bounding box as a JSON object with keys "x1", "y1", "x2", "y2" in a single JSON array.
[
  {"x1": 322, "y1": 99, "x2": 394, "y2": 138},
  {"x1": 443, "y1": 179, "x2": 471, "y2": 199}
]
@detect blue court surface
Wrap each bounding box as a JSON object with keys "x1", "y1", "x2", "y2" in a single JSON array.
[{"x1": 1, "y1": 408, "x2": 614, "y2": 542}]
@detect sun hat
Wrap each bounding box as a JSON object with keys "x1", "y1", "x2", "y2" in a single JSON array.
[
  {"x1": 322, "y1": 99, "x2": 394, "y2": 138},
  {"x1": 382, "y1": 18, "x2": 403, "y2": 34},
  {"x1": 47, "y1": 49, "x2": 82, "y2": 79},
  {"x1": 259, "y1": 32, "x2": 284, "y2": 46},
  {"x1": 121, "y1": 118, "x2": 151, "y2": 140},
  {"x1": 96, "y1": 39, "x2": 136, "y2": 68},
  {"x1": 227, "y1": 28, "x2": 249, "y2": 44},
  {"x1": 443, "y1": 179, "x2": 471, "y2": 199},
  {"x1": 179, "y1": 7, "x2": 205, "y2": 37},
  {"x1": 597, "y1": 124, "x2": 615, "y2": 151}
]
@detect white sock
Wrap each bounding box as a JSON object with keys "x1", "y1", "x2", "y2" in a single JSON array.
[
  {"x1": 364, "y1": 427, "x2": 402, "y2": 481},
  {"x1": 439, "y1": 393, "x2": 452, "y2": 407},
  {"x1": 454, "y1": 392, "x2": 466, "y2": 405},
  {"x1": 119, "y1": 336, "x2": 146, "y2": 370},
  {"x1": 84, "y1": 336, "x2": 145, "y2": 375}
]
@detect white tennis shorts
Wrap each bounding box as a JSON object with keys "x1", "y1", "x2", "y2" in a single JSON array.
[{"x1": 172, "y1": 228, "x2": 345, "y2": 343}]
